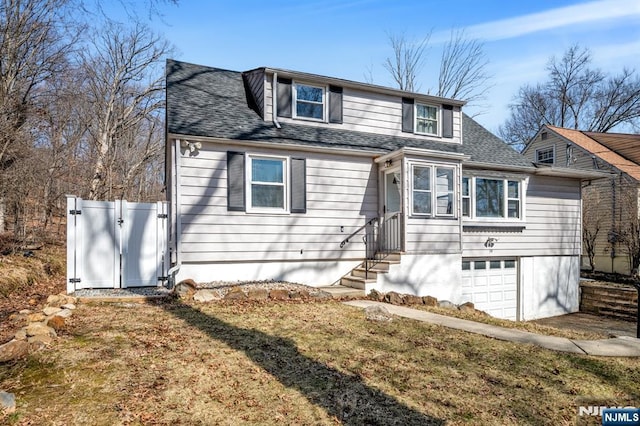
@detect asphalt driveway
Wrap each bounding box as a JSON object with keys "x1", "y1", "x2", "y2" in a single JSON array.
[{"x1": 532, "y1": 312, "x2": 637, "y2": 338}]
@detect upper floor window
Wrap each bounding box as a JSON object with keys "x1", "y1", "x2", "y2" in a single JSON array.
[
  {"x1": 415, "y1": 103, "x2": 439, "y2": 135},
  {"x1": 535, "y1": 146, "x2": 554, "y2": 164},
  {"x1": 294, "y1": 83, "x2": 325, "y2": 121},
  {"x1": 462, "y1": 176, "x2": 523, "y2": 220},
  {"x1": 411, "y1": 164, "x2": 455, "y2": 217}
]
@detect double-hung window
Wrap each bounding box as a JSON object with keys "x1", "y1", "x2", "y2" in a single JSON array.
[
  {"x1": 535, "y1": 146, "x2": 554, "y2": 164},
  {"x1": 411, "y1": 164, "x2": 455, "y2": 217},
  {"x1": 415, "y1": 103, "x2": 438, "y2": 136},
  {"x1": 294, "y1": 83, "x2": 325, "y2": 121},
  {"x1": 248, "y1": 156, "x2": 287, "y2": 212},
  {"x1": 462, "y1": 176, "x2": 523, "y2": 220}
]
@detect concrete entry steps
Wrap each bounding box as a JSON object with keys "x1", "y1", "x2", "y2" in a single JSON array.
[{"x1": 344, "y1": 300, "x2": 640, "y2": 357}]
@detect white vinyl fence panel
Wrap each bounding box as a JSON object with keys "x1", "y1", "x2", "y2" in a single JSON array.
[{"x1": 66, "y1": 196, "x2": 168, "y2": 293}]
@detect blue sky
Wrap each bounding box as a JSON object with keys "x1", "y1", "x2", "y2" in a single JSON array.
[{"x1": 131, "y1": 0, "x2": 640, "y2": 133}]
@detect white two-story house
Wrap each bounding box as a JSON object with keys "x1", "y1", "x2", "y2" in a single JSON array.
[{"x1": 165, "y1": 60, "x2": 601, "y2": 320}]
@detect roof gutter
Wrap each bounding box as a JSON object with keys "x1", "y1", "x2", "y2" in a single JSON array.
[{"x1": 272, "y1": 72, "x2": 281, "y2": 129}]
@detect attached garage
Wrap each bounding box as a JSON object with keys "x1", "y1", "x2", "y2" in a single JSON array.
[{"x1": 461, "y1": 259, "x2": 518, "y2": 320}]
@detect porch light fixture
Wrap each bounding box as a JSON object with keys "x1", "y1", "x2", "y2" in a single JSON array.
[
  {"x1": 180, "y1": 140, "x2": 201, "y2": 154},
  {"x1": 385, "y1": 159, "x2": 393, "y2": 168}
]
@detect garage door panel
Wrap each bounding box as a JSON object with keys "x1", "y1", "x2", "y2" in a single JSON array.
[{"x1": 461, "y1": 258, "x2": 518, "y2": 320}]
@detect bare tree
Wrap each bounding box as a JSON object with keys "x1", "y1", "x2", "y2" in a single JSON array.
[
  {"x1": 382, "y1": 32, "x2": 431, "y2": 92},
  {"x1": 582, "y1": 185, "x2": 605, "y2": 272},
  {"x1": 500, "y1": 44, "x2": 640, "y2": 148},
  {"x1": 0, "y1": 0, "x2": 76, "y2": 231},
  {"x1": 81, "y1": 21, "x2": 170, "y2": 200},
  {"x1": 438, "y1": 29, "x2": 491, "y2": 108}
]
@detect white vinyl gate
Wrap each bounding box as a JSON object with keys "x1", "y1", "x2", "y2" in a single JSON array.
[{"x1": 66, "y1": 196, "x2": 168, "y2": 293}]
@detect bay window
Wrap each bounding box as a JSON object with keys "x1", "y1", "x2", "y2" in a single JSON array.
[{"x1": 411, "y1": 164, "x2": 455, "y2": 217}]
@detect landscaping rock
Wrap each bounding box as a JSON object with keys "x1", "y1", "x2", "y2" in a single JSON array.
[
  {"x1": 193, "y1": 289, "x2": 217, "y2": 303},
  {"x1": 25, "y1": 323, "x2": 56, "y2": 338},
  {"x1": 438, "y1": 300, "x2": 457, "y2": 309},
  {"x1": 404, "y1": 295, "x2": 423, "y2": 305},
  {"x1": 46, "y1": 316, "x2": 65, "y2": 331},
  {"x1": 365, "y1": 305, "x2": 394, "y2": 322},
  {"x1": 45, "y1": 294, "x2": 77, "y2": 308},
  {"x1": 0, "y1": 391, "x2": 15, "y2": 414},
  {"x1": 290, "y1": 289, "x2": 310, "y2": 300},
  {"x1": 422, "y1": 296, "x2": 438, "y2": 307},
  {"x1": 19, "y1": 309, "x2": 32, "y2": 315},
  {"x1": 224, "y1": 287, "x2": 247, "y2": 301},
  {"x1": 175, "y1": 279, "x2": 198, "y2": 298},
  {"x1": 384, "y1": 291, "x2": 404, "y2": 305},
  {"x1": 368, "y1": 289, "x2": 385, "y2": 302},
  {"x1": 310, "y1": 291, "x2": 332, "y2": 300},
  {"x1": 43, "y1": 306, "x2": 62, "y2": 316},
  {"x1": 247, "y1": 288, "x2": 269, "y2": 300},
  {"x1": 269, "y1": 289, "x2": 290, "y2": 300},
  {"x1": 61, "y1": 303, "x2": 76, "y2": 310},
  {"x1": 0, "y1": 340, "x2": 29, "y2": 363},
  {"x1": 54, "y1": 309, "x2": 73, "y2": 319},
  {"x1": 458, "y1": 302, "x2": 475, "y2": 312},
  {"x1": 14, "y1": 329, "x2": 27, "y2": 341},
  {"x1": 28, "y1": 334, "x2": 54, "y2": 346},
  {"x1": 27, "y1": 312, "x2": 46, "y2": 322}
]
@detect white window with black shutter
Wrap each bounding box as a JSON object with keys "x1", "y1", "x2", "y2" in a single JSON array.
[
  {"x1": 276, "y1": 76, "x2": 342, "y2": 125},
  {"x1": 227, "y1": 151, "x2": 306, "y2": 214},
  {"x1": 402, "y1": 98, "x2": 454, "y2": 139}
]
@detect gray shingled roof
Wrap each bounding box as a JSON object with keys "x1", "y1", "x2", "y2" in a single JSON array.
[{"x1": 166, "y1": 59, "x2": 530, "y2": 167}]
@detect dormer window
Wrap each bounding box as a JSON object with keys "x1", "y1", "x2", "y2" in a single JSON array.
[
  {"x1": 293, "y1": 83, "x2": 325, "y2": 121},
  {"x1": 415, "y1": 103, "x2": 439, "y2": 136},
  {"x1": 535, "y1": 146, "x2": 554, "y2": 164}
]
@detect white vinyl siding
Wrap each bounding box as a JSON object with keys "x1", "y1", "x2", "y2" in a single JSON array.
[
  {"x1": 462, "y1": 175, "x2": 582, "y2": 257},
  {"x1": 265, "y1": 81, "x2": 462, "y2": 143},
  {"x1": 178, "y1": 144, "x2": 377, "y2": 263}
]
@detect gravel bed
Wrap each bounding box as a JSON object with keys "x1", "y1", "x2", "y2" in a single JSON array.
[{"x1": 73, "y1": 287, "x2": 172, "y2": 298}]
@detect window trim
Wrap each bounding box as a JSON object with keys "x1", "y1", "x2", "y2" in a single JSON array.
[
  {"x1": 246, "y1": 154, "x2": 289, "y2": 214},
  {"x1": 414, "y1": 102, "x2": 440, "y2": 136},
  {"x1": 535, "y1": 145, "x2": 555, "y2": 164},
  {"x1": 292, "y1": 81, "x2": 326, "y2": 122},
  {"x1": 462, "y1": 175, "x2": 525, "y2": 222},
  {"x1": 410, "y1": 163, "x2": 456, "y2": 218}
]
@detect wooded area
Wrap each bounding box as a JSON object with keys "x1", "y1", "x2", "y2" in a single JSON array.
[{"x1": 0, "y1": 0, "x2": 173, "y2": 250}]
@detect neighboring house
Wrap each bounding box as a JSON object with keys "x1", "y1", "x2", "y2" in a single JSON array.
[
  {"x1": 523, "y1": 125, "x2": 640, "y2": 275},
  {"x1": 165, "y1": 60, "x2": 601, "y2": 320}
]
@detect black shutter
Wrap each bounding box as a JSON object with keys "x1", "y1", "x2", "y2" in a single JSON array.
[
  {"x1": 402, "y1": 97, "x2": 414, "y2": 133},
  {"x1": 227, "y1": 151, "x2": 245, "y2": 211},
  {"x1": 329, "y1": 85, "x2": 343, "y2": 124},
  {"x1": 277, "y1": 77, "x2": 292, "y2": 118},
  {"x1": 442, "y1": 104, "x2": 454, "y2": 138},
  {"x1": 290, "y1": 158, "x2": 306, "y2": 213}
]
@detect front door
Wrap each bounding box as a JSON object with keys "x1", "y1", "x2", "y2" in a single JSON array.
[{"x1": 383, "y1": 168, "x2": 402, "y2": 251}]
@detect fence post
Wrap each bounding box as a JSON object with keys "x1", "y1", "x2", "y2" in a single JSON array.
[{"x1": 65, "y1": 195, "x2": 81, "y2": 294}]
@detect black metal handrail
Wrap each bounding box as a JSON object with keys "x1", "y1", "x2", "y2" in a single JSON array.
[
  {"x1": 339, "y1": 217, "x2": 378, "y2": 248},
  {"x1": 340, "y1": 213, "x2": 402, "y2": 280}
]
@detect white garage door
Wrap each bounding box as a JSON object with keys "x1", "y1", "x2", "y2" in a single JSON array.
[{"x1": 461, "y1": 259, "x2": 518, "y2": 320}]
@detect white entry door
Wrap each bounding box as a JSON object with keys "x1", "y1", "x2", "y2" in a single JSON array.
[{"x1": 461, "y1": 259, "x2": 518, "y2": 320}]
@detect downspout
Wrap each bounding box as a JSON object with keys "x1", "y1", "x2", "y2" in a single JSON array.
[
  {"x1": 272, "y1": 72, "x2": 281, "y2": 129},
  {"x1": 167, "y1": 138, "x2": 182, "y2": 287}
]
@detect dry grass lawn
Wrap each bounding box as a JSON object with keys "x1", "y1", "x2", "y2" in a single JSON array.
[{"x1": 1, "y1": 298, "x2": 639, "y2": 425}]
